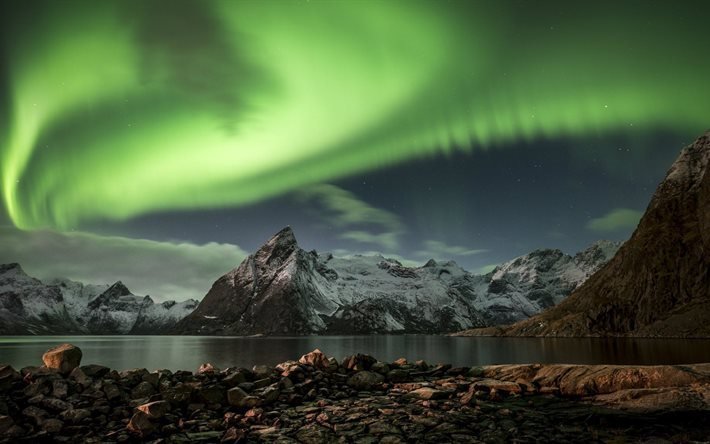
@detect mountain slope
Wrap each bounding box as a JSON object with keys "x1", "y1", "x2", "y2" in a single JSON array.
[
  {"x1": 174, "y1": 228, "x2": 618, "y2": 335},
  {"x1": 497, "y1": 130, "x2": 710, "y2": 337},
  {"x1": 0, "y1": 264, "x2": 197, "y2": 334}
]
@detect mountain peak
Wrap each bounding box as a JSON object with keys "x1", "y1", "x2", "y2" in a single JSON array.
[
  {"x1": 254, "y1": 226, "x2": 299, "y2": 261},
  {"x1": 0, "y1": 263, "x2": 27, "y2": 276},
  {"x1": 271, "y1": 226, "x2": 296, "y2": 243}
]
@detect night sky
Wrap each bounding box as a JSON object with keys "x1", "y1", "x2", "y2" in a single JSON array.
[{"x1": 1, "y1": 0, "x2": 708, "y2": 301}]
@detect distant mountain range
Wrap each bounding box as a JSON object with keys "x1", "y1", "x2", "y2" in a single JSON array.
[
  {"x1": 172, "y1": 227, "x2": 619, "y2": 335},
  {"x1": 0, "y1": 263, "x2": 197, "y2": 335},
  {"x1": 1, "y1": 238, "x2": 618, "y2": 336},
  {"x1": 459, "y1": 130, "x2": 710, "y2": 338}
]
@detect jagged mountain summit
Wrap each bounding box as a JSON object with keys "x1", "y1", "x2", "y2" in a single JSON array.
[
  {"x1": 488, "y1": 130, "x2": 710, "y2": 337},
  {"x1": 0, "y1": 263, "x2": 197, "y2": 334},
  {"x1": 173, "y1": 227, "x2": 619, "y2": 335}
]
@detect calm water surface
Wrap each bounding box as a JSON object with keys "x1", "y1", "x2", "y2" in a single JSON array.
[{"x1": 2, "y1": 336, "x2": 710, "y2": 371}]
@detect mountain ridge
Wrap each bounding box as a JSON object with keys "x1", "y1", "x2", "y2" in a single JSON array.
[
  {"x1": 173, "y1": 228, "x2": 619, "y2": 335},
  {"x1": 0, "y1": 265, "x2": 198, "y2": 335},
  {"x1": 462, "y1": 130, "x2": 710, "y2": 337}
]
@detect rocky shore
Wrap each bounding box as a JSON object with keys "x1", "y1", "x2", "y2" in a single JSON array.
[{"x1": 2, "y1": 344, "x2": 710, "y2": 443}]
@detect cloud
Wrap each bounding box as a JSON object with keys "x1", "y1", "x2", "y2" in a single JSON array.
[
  {"x1": 0, "y1": 226, "x2": 246, "y2": 301},
  {"x1": 415, "y1": 239, "x2": 487, "y2": 260},
  {"x1": 586, "y1": 208, "x2": 643, "y2": 233},
  {"x1": 296, "y1": 184, "x2": 405, "y2": 250}
]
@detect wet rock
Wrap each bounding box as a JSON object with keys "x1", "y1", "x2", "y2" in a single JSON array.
[
  {"x1": 0, "y1": 415, "x2": 14, "y2": 433},
  {"x1": 342, "y1": 354, "x2": 377, "y2": 371},
  {"x1": 252, "y1": 365, "x2": 272, "y2": 380},
  {"x1": 68, "y1": 366, "x2": 91, "y2": 387},
  {"x1": 299, "y1": 349, "x2": 330, "y2": 370},
  {"x1": 80, "y1": 364, "x2": 110, "y2": 378},
  {"x1": 131, "y1": 381, "x2": 156, "y2": 399},
  {"x1": 60, "y1": 408, "x2": 91, "y2": 423},
  {"x1": 387, "y1": 369, "x2": 410, "y2": 382},
  {"x1": 137, "y1": 400, "x2": 170, "y2": 419},
  {"x1": 0, "y1": 365, "x2": 21, "y2": 392},
  {"x1": 223, "y1": 370, "x2": 248, "y2": 387},
  {"x1": 126, "y1": 410, "x2": 154, "y2": 436},
  {"x1": 198, "y1": 385, "x2": 225, "y2": 404},
  {"x1": 408, "y1": 387, "x2": 450, "y2": 400},
  {"x1": 42, "y1": 344, "x2": 82, "y2": 375},
  {"x1": 40, "y1": 397, "x2": 71, "y2": 412},
  {"x1": 41, "y1": 418, "x2": 64, "y2": 433},
  {"x1": 198, "y1": 363, "x2": 219, "y2": 374},
  {"x1": 227, "y1": 387, "x2": 259, "y2": 408},
  {"x1": 296, "y1": 423, "x2": 334, "y2": 443},
  {"x1": 52, "y1": 379, "x2": 68, "y2": 399},
  {"x1": 371, "y1": 361, "x2": 391, "y2": 375},
  {"x1": 347, "y1": 371, "x2": 385, "y2": 390}
]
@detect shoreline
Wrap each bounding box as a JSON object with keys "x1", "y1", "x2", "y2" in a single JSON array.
[{"x1": 2, "y1": 345, "x2": 710, "y2": 443}]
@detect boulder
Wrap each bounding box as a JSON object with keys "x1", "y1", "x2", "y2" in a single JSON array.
[
  {"x1": 127, "y1": 410, "x2": 154, "y2": 436},
  {"x1": 197, "y1": 363, "x2": 219, "y2": 374},
  {"x1": 342, "y1": 354, "x2": 377, "y2": 371},
  {"x1": 299, "y1": 349, "x2": 330, "y2": 370},
  {"x1": 227, "y1": 387, "x2": 259, "y2": 408},
  {"x1": 347, "y1": 371, "x2": 385, "y2": 390},
  {"x1": 137, "y1": 400, "x2": 170, "y2": 419},
  {"x1": 41, "y1": 344, "x2": 82, "y2": 375}
]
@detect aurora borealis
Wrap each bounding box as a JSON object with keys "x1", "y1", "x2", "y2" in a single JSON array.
[{"x1": 1, "y1": 0, "x2": 709, "y2": 300}]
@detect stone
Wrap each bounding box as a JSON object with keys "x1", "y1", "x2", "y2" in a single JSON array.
[
  {"x1": 227, "y1": 387, "x2": 260, "y2": 408},
  {"x1": 261, "y1": 386, "x2": 281, "y2": 404},
  {"x1": 42, "y1": 344, "x2": 82, "y2": 375},
  {"x1": 131, "y1": 381, "x2": 156, "y2": 399},
  {"x1": 198, "y1": 363, "x2": 219, "y2": 374},
  {"x1": 223, "y1": 370, "x2": 248, "y2": 387},
  {"x1": 198, "y1": 385, "x2": 225, "y2": 404},
  {"x1": 41, "y1": 397, "x2": 72, "y2": 411},
  {"x1": 407, "y1": 387, "x2": 450, "y2": 400},
  {"x1": 41, "y1": 418, "x2": 64, "y2": 433},
  {"x1": 52, "y1": 379, "x2": 68, "y2": 399},
  {"x1": 252, "y1": 365, "x2": 272, "y2": 379},
  {"x1": 299, "y1": 349, "x2": 330, "y2": 370},
  {"x1": 60, "y1": 408, "x2": 91, "y2": 423},
  {"x1": 137, "y1": 400, "x2": 171, "y2": 419},
  {"x1": 127, "y1": 410, "x2": 154, "y2": 436},
  {"x1": 347, "y1": 371, "x2": 385, "y2": 390},
  {"x1": 80, "y1": 364, "x2": 110, "y2": 378},
  {"x1": 68, "y1": 367, "x2": 91, "y2": 387},
  {"x1": 0, "y1": 365, "x2": 21, "y2": 392},
  {"x1": 387, "y1": 369, "x2": 410, "y2": 383},
  {"x1": 342, "y1": 354, "x2": 377, "y2": 371},
  {"x1": 0, "y1": 415, "x2": 14, "y2": 433},
  {"x1": 371, "y1": 361, "x2": 391, "y2": 375}
]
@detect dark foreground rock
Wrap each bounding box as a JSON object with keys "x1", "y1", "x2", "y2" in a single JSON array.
[{"x1": 2, "y1": 345, "x2": 710, "y2": 443}]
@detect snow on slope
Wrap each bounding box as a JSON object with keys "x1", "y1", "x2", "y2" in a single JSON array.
[{"x1": 0, "y1": 264, "x2": 198, "y2": 334}]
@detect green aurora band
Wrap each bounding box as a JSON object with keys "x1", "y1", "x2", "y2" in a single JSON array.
[{"x1": 2, "y1": 0, "x2": 709, "y2": 230}]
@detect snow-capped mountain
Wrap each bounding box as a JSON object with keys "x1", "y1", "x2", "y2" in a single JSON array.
[
  {"x1": 174, "y1": 227, "x2": 620, "y2": 335},
  {"x1": 0, "y1": 263, "x2": 197, "y2": 334}
]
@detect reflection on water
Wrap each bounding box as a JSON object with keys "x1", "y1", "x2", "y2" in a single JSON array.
[{"x1": 1, "y1": 335, "x2": 710, "y2": 371}]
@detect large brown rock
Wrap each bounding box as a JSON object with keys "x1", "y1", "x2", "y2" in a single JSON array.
[
  {"x1": 497, "y1": 131, "x2": 710, "y2": 337},
  {"x1": 42, "y1": 344, "x2": 82, "y2": 375},
  {"x1": 482, "y1": 363, "x2": 710, "y2": 396}
]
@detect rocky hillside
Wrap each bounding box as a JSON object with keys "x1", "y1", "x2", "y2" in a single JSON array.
[
  {"x1": 480, "y1": 130, "x2": 710, "y2": 337},
  {"x1": 173, "y1": 228, "x2": 618, "y2": 335},
  {"x1": 0, "y1": 264, "x2": 197, "y2": 334}
]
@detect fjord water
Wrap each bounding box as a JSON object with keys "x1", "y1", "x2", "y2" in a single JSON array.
[{"x1": 3, "y1": 336, "x2": 710, "y2": 371}]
